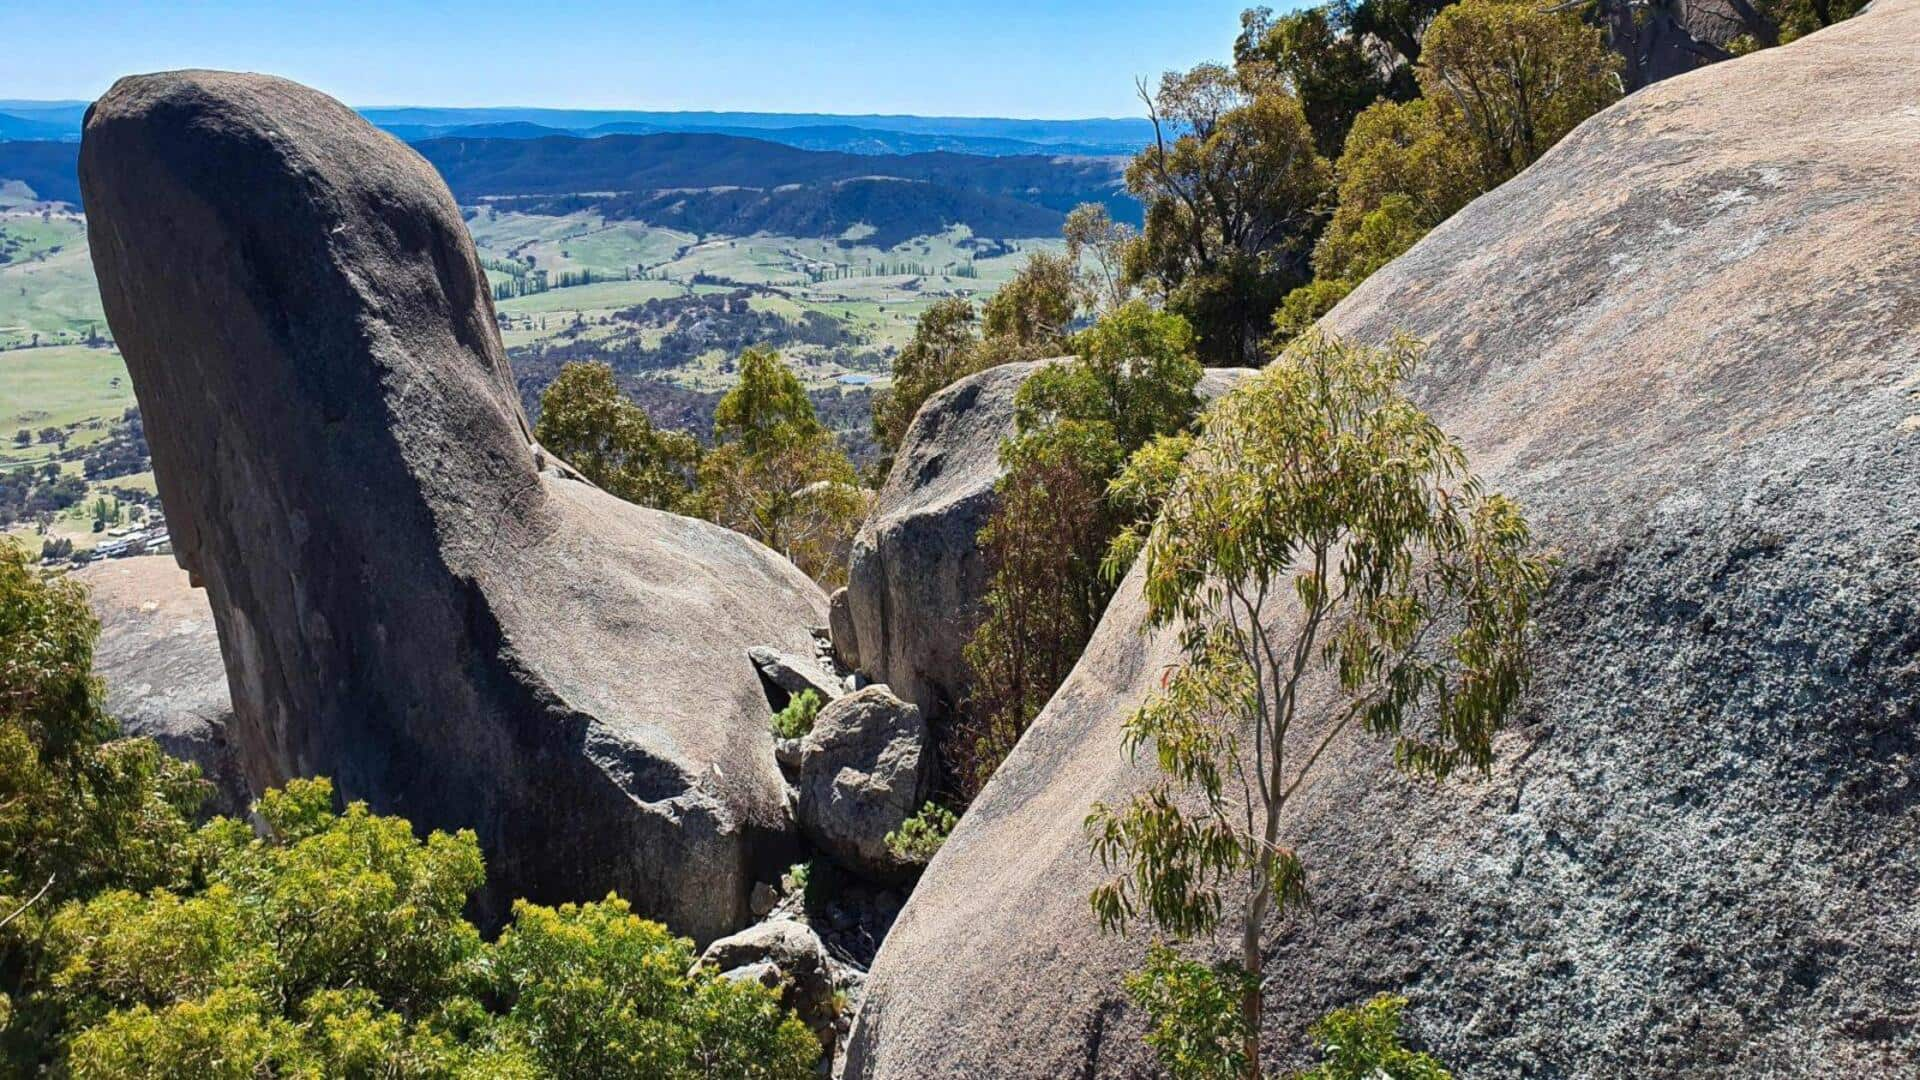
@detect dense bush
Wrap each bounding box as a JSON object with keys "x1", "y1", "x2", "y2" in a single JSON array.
[
  {"x1": 1296, "y1": 994, "x2": 1451, "y2": 1080},
  {"x1": 1121, "y1": 66, "x2": 1329, "y2": 366},
  {"x1": 535, "y1": 361, "x2": 701, "y2": 513},
  {"x1": 0, "y1": 546, "x2": 818, "y2": 1077},
  {"x1": 45, "y1": 781, "x2": 817, "y2": 1078},
  {"x1": 954, "y1": 302, "x2": 1202, "y2": 800},
  {"x1": 770, "y1": 689, "x2": 824, "y2": 739},
  {"x1": 697, "y1": 347, "x2": 865, "y2": 587}
]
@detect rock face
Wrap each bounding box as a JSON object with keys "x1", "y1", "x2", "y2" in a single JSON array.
[
  {"x1": 80, "y1": 71, "x2": 828, "y2": 943},
  {"x1": 846, "y1": 361, "x2": 1250, "y2": 723},
  {"x1": 77, "y1": 556, "x2": 250, "y2": 816},
  {"x1": 845, "y1": 360, "x2": 1053, "y2": 722},
  {"x1": 795, "y1": 686, "x2": 932, "y2": 883},
  {"x1": 844, "y1": 8, "x2": 1920, "y2": 1078}
]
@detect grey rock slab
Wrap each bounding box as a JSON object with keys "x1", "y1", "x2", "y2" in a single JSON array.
[
  {"x1": 845, "y1": 6, "x2": 1920, "y2": 1075},
  {"x1": 751, "y1": 644, "x2": 845, "y2": 703},
  {"x1": 76, "y1": 555, "x2": 250, "y2": 816}
]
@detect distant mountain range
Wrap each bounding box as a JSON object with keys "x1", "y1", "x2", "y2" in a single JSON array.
[
  {"x1": 0, "y1": 122, "x2": 1136, "y2": 242},
  {"x1": 492, "y1": 178, "x2": 1069, "y2": 249},
  {"x1": 0, "y1": 101, "x2": 1153, "y2": 157}
]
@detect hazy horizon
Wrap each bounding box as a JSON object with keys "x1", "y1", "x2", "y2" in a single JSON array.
[
  {"x1": 0, "y1": 99, "x2": 1151, "y2": 124},
  {"x1": 0, "y1": 0, "x2": 1260, "y2": 120}
]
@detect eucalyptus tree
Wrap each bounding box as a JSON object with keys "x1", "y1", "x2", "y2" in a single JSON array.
[{"x1": 1087, "y1": 332, "x2": 1552, "y2": 1078}]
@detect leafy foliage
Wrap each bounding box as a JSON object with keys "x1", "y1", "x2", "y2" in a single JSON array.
[
  {"x1": 1236, "y1": 5, "x2": 1401, "y2": 159},
  {"x1": 1063, "y1": 203, "x2": 1138, "y2": 317},
  {"x1": 883, "y1": 802, "x2": 958, "y2": 864},
  {"x1": 698, "y1": 347, "x2": 865, "y2": 586},
  {"x1": 956, "y1": 423, "x2": 1125, "y2": 797},
  {"x1": 30, "y1": 778, "x2": 819, "y2": 1078},
  {"x1": 1123, "y1": 65, "x2": 1331, "y2": 366},
  {"x1": 1019, "y1": 302, "x2": 1205, "y2": 452},
  {"x1": 535, "y1": 361, "x2": 702, "y2": 513},
  {"x1": 1296, "y1": 994, "x2": 1451, "y2": 1080},
  {"x1": 1275, "y1": 0, "x2": 1620, "y2": 347},
  {"x1": 1418, "y1": 0, "x2": 1622, "y2": 185},
  {"x1": 978, "y1": 250, "x2": 1078, "y2": 364},
  {"x1": 0, "y1": 543, "x2": 208, "y2": 1065},
  {"x1": 494, "y1": 895, "x2": 817, "y2": 1078},
  {"x1": 1086, "y1": 332, "x2": 1551, "y2": 1076},
  {"x1": 0, "y1": 549, "x2": 817, "y2": 1077},
  {"x1": 770, "y1": 689, "x2": 824, "y2": 740},
  {"x1": 955, "y1": 303, "x2": 1203, "y2": 801},
  {"x1": 1124, "y1": 944, "x2": 1259, "y2": 1080},
  {"x1": 49, "y1": 779, "x2": 516, "y2": 1078}
]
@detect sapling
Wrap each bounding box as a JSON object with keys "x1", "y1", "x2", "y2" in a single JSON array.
[{"x1": 1087, "y1": 331, "x2": 1551, "y2": 1078}]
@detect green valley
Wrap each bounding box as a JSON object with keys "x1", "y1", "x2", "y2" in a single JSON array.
[{"x1": 0, "y1": 199, "x2": 1061, "y2": 558}]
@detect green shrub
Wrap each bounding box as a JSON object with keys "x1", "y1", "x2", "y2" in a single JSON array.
[
  {"x1": 42, "y1": 781, "x2": 819, "y2": 1078},
  {"x1": 495, "y1": 895, "x2": 816, "y2": 1078},
  {"x1": 1123, "y1": 944, "x2": 1257, "y2": 1080},
  {"x1": 1296, "y1": 994, "x2": 1451, "y2": 1080},
  {"x1": 1126, "y1": 948, "x2": 1453, "y2": 1080},
  {"x1": 884, "y1": 803, "x2": 958, "y2": 864},
  {"x1": 770, "y1": 689, "x2": 824, "y2": 740},
  {"x1": 534, "y1": 361, "x2": 701, "y2": 514},
  {"x1": 0, "y1": 545, "x2": 819, "y2": 1077}
]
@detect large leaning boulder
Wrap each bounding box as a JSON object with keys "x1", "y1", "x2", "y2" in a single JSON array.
[
  {"x1": 845, "y1": 360, "x2": 1054, "y2": 722},
  {"x1": 845, "y1": 6, "x2": 1920, "y2": 1077},
  {"x1": 80, "y1": 71, "x2": 827, "y2": 942},
  {"x1": 846, "y1": 361, "x2": 1249, "y2": 722},
  {"x1": 76, "y1": 556, "x2": 250, "y2": 816}
]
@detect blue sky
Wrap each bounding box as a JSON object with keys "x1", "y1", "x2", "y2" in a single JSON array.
[{"x1": 0, "y1": 1, "x2": 1262, "y2": 119}]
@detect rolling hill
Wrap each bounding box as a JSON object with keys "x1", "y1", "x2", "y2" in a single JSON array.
[
  {"x1": 1, "y1": 126, "x2": 1132, "y2": 241},
  {"x1": 494, "y1": 176, "x2": 1066, "y2": 248},
  {"x1": 409, "y1": 132, "x2": 1129, "y2": 215}
]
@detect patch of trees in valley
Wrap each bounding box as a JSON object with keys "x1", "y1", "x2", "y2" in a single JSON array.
[{"x1": 2, "y1": 408, "x2": 149, "y2": 531}]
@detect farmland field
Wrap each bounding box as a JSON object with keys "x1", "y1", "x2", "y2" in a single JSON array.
[
  {"x1": 0, "y1": 202, "x2": 1063, "y2": 557},
  {"x1": 0, "y1": 208, "x2": 106, "y2": 349}
]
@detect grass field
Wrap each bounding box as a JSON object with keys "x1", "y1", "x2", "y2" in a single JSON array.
[
  {"x1": 0, "y1": 344, "x2": 134, "y2": 461},
  {"x1": 0, "y1": 341, "x2": 146, "y2": 559},
  {"x1": 0, "y1": 210, "x2": 106, "y2": 349},
  {"x1": 464, "y1": 212, "x2": 1065, "y2": 384},
  {"x1": 0, "y1": 206, "x2": 1062, "y2": 555}
]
